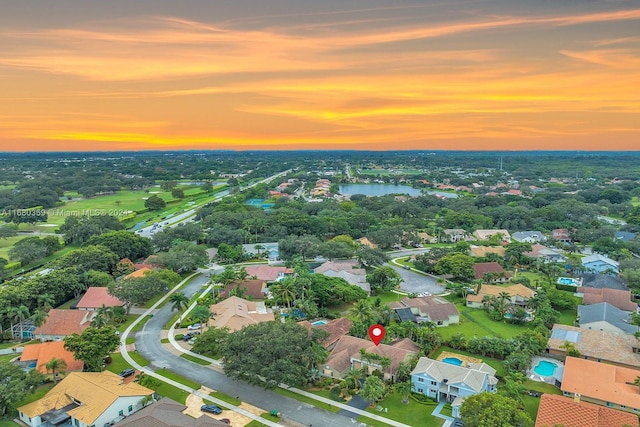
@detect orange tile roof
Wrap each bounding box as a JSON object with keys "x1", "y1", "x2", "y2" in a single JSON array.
[
  {"x1": 467, "y1": 283, "x2": 534, "y2": 303},
  {"x1": 535, "y1": 394, "x2": 638, "y2": 427},
  {"x1": 244, "y1": 266, "x2": 289, "y2": 282},
  {"x1": 76, "y1": 287, "x2": 124, "y2": 309},
  {"x1": 561, "y1": 357, "x2": 640, "y2": 409},
  {"x1": 298, "y1": 317, "x2": 352, "y2": 348},
  {"x1": 34, "y1": 309, "x2": 93, "y2": 337},
  {"x1": 20, "y1": 341, "x2": 84, "y2": 374},
  {"x1": 123, "y1": 267, "x2": 151, "y2": 279}
]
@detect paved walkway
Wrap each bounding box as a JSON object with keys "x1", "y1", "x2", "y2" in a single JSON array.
[{"x1": 432, "y1": 401, "x2": 454, "y2": 423}]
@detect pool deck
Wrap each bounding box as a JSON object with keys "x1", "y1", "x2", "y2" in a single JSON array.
[
  {"x1": 438, "y1": 351, "x2": 482, "y2": 366},
  {"x1": 528, "y1": 356, "x2": 564, "y2": 385}
]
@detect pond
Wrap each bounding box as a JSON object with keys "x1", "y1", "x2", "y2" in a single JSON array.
[{"x1": 339, "y1": 184, "x2": 422, "y2": 197}]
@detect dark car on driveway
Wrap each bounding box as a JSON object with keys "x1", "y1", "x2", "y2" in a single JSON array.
[
  {"x1": 201, "y1": 404, "x2": 223, "y2": 414},
  {"x1": 118, "y1": 368, "x2": 135, "y2": 378}
]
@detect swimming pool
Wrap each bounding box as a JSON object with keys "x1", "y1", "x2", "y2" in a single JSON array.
[
  {"x1": 442, "y1": 357, "x2": 463, "y2": 366},
  {"x1": 533, "y1": 360, "x2": 557, "y2": 377},
  {"x1": 557, "y1": 277, "x2": 579, "y2": 286},
  {"x1": 311, "y1": 320, "x2": 328, "y2": 326}
]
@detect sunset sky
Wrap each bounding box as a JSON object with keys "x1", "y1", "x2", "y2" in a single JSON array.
[{"x1": 1, "y1": 0, "x2": 639, "y2": 151}]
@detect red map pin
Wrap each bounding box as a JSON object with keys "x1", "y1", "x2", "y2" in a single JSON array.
[{"x1": 368, "y1": 324, "x2": 386, "y2": 346}]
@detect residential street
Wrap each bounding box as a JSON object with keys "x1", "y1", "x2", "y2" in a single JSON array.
[{"x1": 134, "y1": 273, "x2": 363, "y2": 427}]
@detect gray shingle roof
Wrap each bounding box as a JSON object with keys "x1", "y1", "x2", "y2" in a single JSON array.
[
  {"x1": 411, "y1": 357, "x2": 497, "y2": 393},
  {"x1": 577, "y1": 302, "x2": 636, "y2": 335}
]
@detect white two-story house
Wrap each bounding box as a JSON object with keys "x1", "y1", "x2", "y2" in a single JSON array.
[
  {"x1": 19, "y1": 371, "x2": 154, "y2": 427},
  {"x1": 411, "y1": 357, "x2": 498, "y2": 417}
]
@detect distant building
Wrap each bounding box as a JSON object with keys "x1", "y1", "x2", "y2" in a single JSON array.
[
  {"x1": 472, "y1": 229, "x2": 511, "y2": 243},
  {"x1": 578, "y1": 287, "x2": 637, "y2": 312},
  {"x1": 32, "y1": 309, "x2": 94, "y2": 342},
  {"x1": 19, "y1": 341, "x2": 84, "y2": 377},
  {"x1": 208, "y1": 296, "x2": 274, "y2": 332},
  {"x1": 512, "y1": 231, "x2": 547, "y2": 243}
]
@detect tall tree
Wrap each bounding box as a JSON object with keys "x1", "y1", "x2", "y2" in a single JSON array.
[
  {"x1": 169, "y1": 292, "x2": 190, "y2": 313},
  {"x1": 0, "y1": 361, "x2": 46, "y2": 416},
  {"x1": 360, "y1": 375, "x2": 386, "y2": 406},
  {"x1": 64, "y1": 326, "x2": 120, "y2": 372},
  {"x1": 460, "y1": 392, "x2": 533, "y2": 427},
  {"x1": 366, "y1": 266, "x2": 403, "y2": 294},
  {"x1": 219, "y1": 322, "x2": 328, "y2": 389}
]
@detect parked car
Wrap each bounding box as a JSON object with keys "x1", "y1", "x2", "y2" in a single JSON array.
[
  {"x1": 182, "y1": 333, "x2": 194, "y2": 341},
  {"x1": 187, "y1": 323, "x2": 202, "y2": 330},
  {"x1": 118, "y1": 368, "x2": 135, "y2": 378},
  {"x1": 220, "y1": 419, "x2": 231, "y2": 425},
  {"x1": 402, "y1": 265, "x2": 411, "y2": 270},
  {"x1": 201, "y1": 404, "x2": 222, "y2": 414}
]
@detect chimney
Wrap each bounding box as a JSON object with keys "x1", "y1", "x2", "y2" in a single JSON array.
[{"x1": 573, "y1": 393, "x2": 580, "y2": 403}]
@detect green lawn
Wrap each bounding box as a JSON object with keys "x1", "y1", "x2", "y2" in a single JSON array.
[
  {"x1": 209, "y1": 391, "x2": 241, "y2": 407},
  {"x1": 0, "y1": 420, "x2": 19, "y2": 427},
  {"x1": 371, "y1": 291, "x2": 407, "y2": 305},
  {"x1": 358, "y1": 391, "x2": 443, "y2": 427},
  {"x1": 154, "y1": 377, "x2": 191, "y2": 404},
  {"x1": 431, "y1": 346, "x2": 506, "y2": 377},
  {"x1": 14, "y1": 382, "x2": 55, "y2": 408},
  {"x1": 117, "y1": 315, "x2": 140, "y2": 333},
  {"x1": 557, "y1": 308, "x2": 578, "y2": 326},
  {"x1": 56, "y1": 295, "x2": 81, "y2": 309},
  {"x1": 155, "y1": 368, "x2": 201, "y2": 389},
  {"x1": 521, "y1": 381, "x2": 561, "y2": 420},
  {"x1": 0, "y1": 236, "x2": 25, "y2": 260},
  {"x1": 438, "y1": 304, "x2": 530, "y2": 341},
  {"x1": 181, "y1": 353, "x2": 211, "y2": 365}
]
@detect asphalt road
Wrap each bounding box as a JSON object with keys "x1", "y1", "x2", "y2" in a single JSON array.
[
  {"x1": 135, "y1": 170, "x2": 291, "y2": 238},
  {"x1": 134, "y1": 273, "x2": 362, "y2": 427}
]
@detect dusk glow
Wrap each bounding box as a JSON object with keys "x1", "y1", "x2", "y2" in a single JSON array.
[{"x1": 1, "y1": 0, "x2": 639, "y2": 151}]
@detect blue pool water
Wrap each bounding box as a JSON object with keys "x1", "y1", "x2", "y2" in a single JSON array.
[
  {"x1": 533, "y1": 360, "x2": 557, "y2": 376},
  {"x1": 28, "y1": 361, "x2": 37, "y2": 368},
  {"x1": 557, "y1": 277, "x2": 578, "y2": 286},
  {"x1": 442, "y1": 357, "x2": 463, "y2": 366},
  {"x1": 311, "y1": 320, "x2": 328, "y2": 326}
]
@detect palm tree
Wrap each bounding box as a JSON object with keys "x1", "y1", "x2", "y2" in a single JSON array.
[
  {"x1": 37, "y1": 293, "x2": 55, "y2": 311},
  {"x1": 344, "y1": 366, "x2": 365, "y2": 393},
  {"x1": 634, "y1": 376, "x2": 640, "y2": 390},
  {"x1": 526, "y1": 294, "x2": 544, "y2": 312},
  {"x1": 91, "y1": 304, "x2": 114, "y2": 328},
  {"x1": 236, "y1": 267, "x2": 248, "y2": 281},
  {"x1": 44, "y1": 357, "x2": 67, "y2": 383},
  {"x1": 396, "y1": 381, "x2": 412, "y2": 404},
  {"x1": 272, "y1": 279, "x2": 296, "y2": 309},
  {"x1": 350, "y1": 300, "x2": 374, "y2": 324},
  {"x1": 9, "y1": 305, "x2": 29, "y2": 340},
  {"x1": 30, "y1": 309, "x2": 48, "y2": 329},
  {"x1": 498, "y1": 291, "x2": 511, "y2": 315},
  {"x1": 169, "y1": 292, "x2": 190, "y2": 313}
]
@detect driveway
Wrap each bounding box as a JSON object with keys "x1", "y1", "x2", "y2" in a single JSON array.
[
  {"x1": 134, "y1": 273, "x2": 358, "y2": 427},
  {"x1": 338, "y1": 394, "x2": 369, "y2": 418}
]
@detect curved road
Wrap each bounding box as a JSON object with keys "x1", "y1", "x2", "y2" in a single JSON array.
[{"x1": 134, "y1": 273, "x2": 360, "y2": 427}]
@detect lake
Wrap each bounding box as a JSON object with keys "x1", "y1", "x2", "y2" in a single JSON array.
[
  {"x1": 339, "y1": 184, "x2": 422, "y2": 197},
  {"x1": 339, "y1": 184, "x2": 459, "y2": 198}
]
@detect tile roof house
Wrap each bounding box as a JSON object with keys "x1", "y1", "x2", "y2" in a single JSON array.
[
  {"x1": 468, "y1": 246, "x2": 506, "y2": 258},
  {"x1": 581, "y1": 273, "x2": 628, "y2": 291},
  {"x1": 472, "y1": 262, "x2": 511, "y2": 282},
  {"x1": 466, "y1": 284, "x2": 535, "y2": 309},
  {"x1": 440, "y1": 229, "x2": 469, "y2": 243},
  {"x1": 218, "y1": 279, "x2": 267, "y2": 300},
  {"x1": 314, "y1": 260, "x2": 370, "y2": 294},
  {"x1": 411, "y1": 357, "x2": 498, "y2": 418},
  {"x1": 208, "y1": 296, "x2": 274, "y2": 332},
  {"x1": 322, "y1": 335, "x2": 418, "y2": 381},
  {"x1": 298, "y1": 317, "x2": 353, "y2": 350},
  {"x1": 561, "y1": 356, "x2": 640, "y2": 414},
  {"x1": 579, "y1": 288, "x2": 637, "y2": 312},
  {"x1": 244, "y1": 265, "x2": 292, "y2": 283},
  {"x1": 578, "y1": 302, "x2": 636, "y2": 335},
  {"x1": 389, "y1": 296, "x2": 459, "y2": 326},
  {"x1": 113, "y1": 397, "x2": 229, "y2": 427},
  {"x1": 123, "y1": 267, "x2": 152, "y2": 280},
  {"x1": 535, "y1": 393, "x2": 639, "y2": 427},
  {"x1": 18, "y1": 371, "x2": 154, "y2": 427},
  {"x1": 76, "y1": 287, "x2": 125, "y2": 311},
  {"x1": 524, "y1": 244, "x2": 566, "y2": 263},
  {"x1": 19, "y1": 341, "x2": 84, "y2": 376},
  {"x1": 472, "y1": 229, "x2": 511, "y2": 243},
  {"x1": 33, "y1": 309, "x2": 94, "y2": 342},
  {"x1": 552, "y1": 229, "x2": 573, "y2": 244},
  {"x1": 512, "y1": 231, "x2": 547, "y2": 243},
  {"x1": 547, "y1": 324, "x2": 640, "y2": 369},
  {"x1": 582, "y1": 254, "x2": 620, "y2": 275}
]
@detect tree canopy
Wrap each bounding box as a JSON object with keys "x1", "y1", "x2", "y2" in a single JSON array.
[{"x1": 219, "y1": 321, "x2": 328, "y2": 389}]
